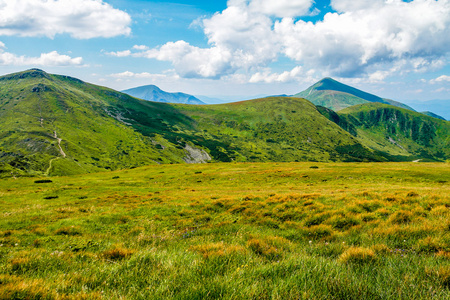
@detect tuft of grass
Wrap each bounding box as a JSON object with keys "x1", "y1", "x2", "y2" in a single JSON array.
[
  {"x1": 101, "y1": 246, "x2": 135, "y2": 261},
  {"x1": 339, "y1": 247, "x2": 377, "y2": 265},
  {"x1": 191, "y1": 242, "x2": 246, "y2": 259},
  {"x1": 416, "y1": 237, "x2": 442, "y2": 253},
  {"x1": 389, "y1": 210, "x2": 413, "y2": 224}
]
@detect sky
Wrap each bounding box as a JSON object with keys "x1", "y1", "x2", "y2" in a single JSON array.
[{"x1": 0, "y1": 0, "x2": 449, "y2": 102}]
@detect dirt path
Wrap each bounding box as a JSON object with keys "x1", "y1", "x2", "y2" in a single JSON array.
[
  {"x1": 45, "y1": 131, "x2": 66, "y2": 176},
  {"x1": 54, "y1": 131, "x2": 66, "y2": 158},
  {"x1": 45, "y1": 157, "x2": 60, "y2": 176}
]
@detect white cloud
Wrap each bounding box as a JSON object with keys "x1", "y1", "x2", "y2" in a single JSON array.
[
  {"x1": 110, "y1": 71, "x2": 179, "y2": 80},
  {"x1": 249, "y1": 66, "x2": 303, "y2": 83},
  {"x1": 275, "y1": 0, "x2": 450, "y2": 77},
  {"x1": 432, "y1": 75, "x2": 450, "y2": 83},
  {"x1": 106, "y1": 50, "x2": 132, "y2": 57},
  {"x1": 133, "y1": 45, "x2": 149, "y2": 51},
  {"x1": 109, "y1": 0, "x2": 450, "y2": 81},
  {"x1": 0, "y1": 0, "x2": 131, "y2": 39},
  {"x1": 249, "y1": 0, "x2": 314, "y2": 18},
  {"x1": 434, "y1": 87, "x2": 450, "y2": 93},
  {"x1": 0, "y1": 44, "x2": 83, "y2": 66}
]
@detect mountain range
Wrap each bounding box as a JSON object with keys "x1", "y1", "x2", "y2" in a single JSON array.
[
  {"x1": 0, "y1": 69, "x2": 448, "y2": 177},
  {"x1": 122, "y1": 85, "x2": 205, "y2": 105}
]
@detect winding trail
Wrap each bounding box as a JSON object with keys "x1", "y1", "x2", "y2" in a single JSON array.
[
  {"x1": 45, "y1": 131, "x2": 66, "y2": 176},
  {"x1": 45, "y1": 157, "x2": 60, "y2": 176},
  {"x1": 54, "y1": 131, "x2": 66, "y2": 158}
]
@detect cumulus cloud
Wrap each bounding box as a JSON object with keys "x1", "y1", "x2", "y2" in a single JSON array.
[
  {"x1": 0, "y1": 44, "x2": 83, "y2": 66},
  {"x1": 106, "y1": 50, "x2": 132, "y2": 57},
  {"x1": 431, "y1": 75, "x2": 450, "y2": 83},
  {"x1": 110, "y1": 0, "x2": 450, "y2": 81},
  {"x1": 110, "y1": 71, "x2": 179, "y2": 80},
  {"x1": 249, "y1": 66, "x2": 303, "y2": 83},
  {"x1": 276, "y1": 0, "x2": 450, "y2": 77},
  {"x1": 249, "y1": 0, "x2": 314, "y2": 18},
  {"x1": 0, "y1": 0, "x2": 131, "y2": 39},
  {"x1": 132, "y1": 45, "x2": 149, "y2": 51}
]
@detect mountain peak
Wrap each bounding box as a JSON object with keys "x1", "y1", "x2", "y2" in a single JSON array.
[{"x1": 0, "y1": 68, "x2": 51, "y2": 82}]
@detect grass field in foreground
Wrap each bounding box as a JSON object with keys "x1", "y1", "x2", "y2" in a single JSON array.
[{"x1": 0, "y1": 162, "x2": 449, "y2": 299}]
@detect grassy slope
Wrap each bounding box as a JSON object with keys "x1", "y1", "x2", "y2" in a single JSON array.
[
  {"x1": 337, "y1": 103, "x2": 450, "y2": 161},
  {"x1": 0, "y1": 70, "x2": 387, "y2": 177},
  {"x1": 0, "y1": 69, "x2": 190, "y2": 177},
  {"x1": 295, "y1": 78, "x2": 415, "y2": 112},
  {"x1": 173, "y1": 97, "x2": 383, "y2": 163},
  {"x1": 0, "y1": 162, "x2": 449, "y2": 299}
]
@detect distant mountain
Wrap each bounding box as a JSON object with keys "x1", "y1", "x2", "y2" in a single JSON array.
[
  {"x1": 122, "y1": 85, "x2": 205, "y2": 105},
  {"x1": 403, "y1": 100, "x2": 450, "y2": 121},
  {"x1": 294, "y1": 78, "x2": 415, "y2": 112},
  {"x1": 319, "y1": 103, "x2": 450, "y2": 161},
  {"x1": 195, "y1": 95, "x2": 228, "y2": 104},
  {"x1": 421, "y1": 111, "x2": 446, "y2": 121}
]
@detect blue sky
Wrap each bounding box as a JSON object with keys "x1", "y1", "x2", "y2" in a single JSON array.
[{"x1": 0, "y1": 0, "x2": 449, "y2": 103}]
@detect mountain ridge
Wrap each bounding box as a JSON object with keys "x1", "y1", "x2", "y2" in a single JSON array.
[
  {"x1": 295, "y1": 77, "x2": 416, "y2": 112},
  {"x1": 122, "y1": 84, "x2": 205, "y2": 105},
  {"x1": 0, "y1": 69, "x2": 448, "y2": 177}
]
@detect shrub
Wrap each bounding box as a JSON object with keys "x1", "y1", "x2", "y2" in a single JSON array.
[{"x1": 339, "y1": 247, "x2": 377, "y2": 265}]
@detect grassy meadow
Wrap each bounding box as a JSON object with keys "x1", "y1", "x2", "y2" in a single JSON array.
[{"x1": 0, "y1": 162, "x2": 449, "y2": 299}]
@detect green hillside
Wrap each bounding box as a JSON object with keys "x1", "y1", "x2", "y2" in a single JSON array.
[
  {"x1": 295, "y1": 78, "x2": 415, "y2": 112},
  {"x1": 0, "y1": 69, "x2": 387, "y2": 177},
  {"x1": 0, "y1": 69, "x2": 191, "y2": 177},
  {"x1": 173, "y1": 97, "x2": 383, "y2": 163},
  {"x1": 319, "y1": 103, "x2": 450, "y2": 161}
]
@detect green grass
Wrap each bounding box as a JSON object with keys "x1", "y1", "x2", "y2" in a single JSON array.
[{"x1": 1, "y1": 162, "x2": 449, "y2": 299}]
